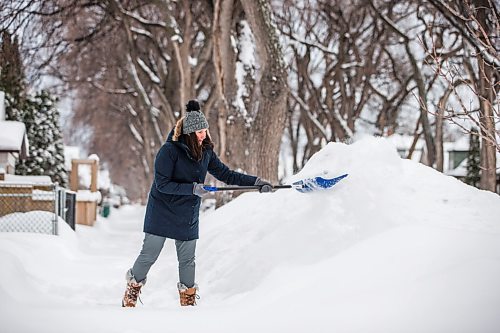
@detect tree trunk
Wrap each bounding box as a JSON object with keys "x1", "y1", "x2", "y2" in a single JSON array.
[
  {"x1": 237, "y1": 0, "x2": 288, "y2": 182},
  {"x1": 475, "y1": 0, "x2": 497, "y2": 192},
  {"x1": 478, "y1": 59, "x2": 497, "y2": 191},
  {"x1": 408, "y1": 46, "x2": 435, "y2": 167},
  {"x1": 212, "y1": 0, "x2": 237, "y2": 158}
]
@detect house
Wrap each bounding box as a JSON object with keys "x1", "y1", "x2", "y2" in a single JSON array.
[
  {"x1": 443, "y1": 137, "x2": 471, "y2": 172},
  {"x1": 446, "y1": 146, "x2": 500, "y2": 193},
  {"x1": 388, "y1": 134, "x2": 500, "y2": 193},
  {"x1": 386, "y1": 134, "x2": 471, "y2": 172},
  {"x1": 0, "y1": 91, "x2": 29, "y2": 179},
  {"x1": 0, "y1": 121, "x2": 30, "y2": 180}
]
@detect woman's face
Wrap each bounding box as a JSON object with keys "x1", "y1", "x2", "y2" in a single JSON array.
[{"x1": 195, "y1": 129, "x2": 207, "y2": 145}]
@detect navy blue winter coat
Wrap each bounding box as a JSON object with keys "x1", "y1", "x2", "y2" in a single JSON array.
[{"x1": 143, "y1": 127, "x2": 257, "y2": 240}]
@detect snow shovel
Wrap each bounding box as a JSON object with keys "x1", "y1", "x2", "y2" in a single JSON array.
[{"x1": 203, "y1": 173, "x2": 348, "y2": 193}]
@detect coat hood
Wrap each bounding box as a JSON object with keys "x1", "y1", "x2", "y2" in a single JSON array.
[
  {"x1": 172, "y1": 118, "x2": 184, "y2": 142},
  {"x1": 166, "y1": 120, "x2": 191, "y2": 158}
]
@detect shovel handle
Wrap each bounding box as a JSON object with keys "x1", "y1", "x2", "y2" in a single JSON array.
[{"x1": 203, "y1": 185, "x2": 292, "y2": 192}]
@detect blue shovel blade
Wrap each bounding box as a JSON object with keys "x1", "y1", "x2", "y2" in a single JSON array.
[
  {"x1": 203, "y1": 186, "x2": 218, "y2": 192},
  {"x1": 293, "y1": 174, "x2": 348, "y2": 193}
]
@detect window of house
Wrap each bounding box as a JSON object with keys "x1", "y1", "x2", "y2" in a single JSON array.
[{"x1": 449, "y1": 150, "x2": 468, "y2": 170}]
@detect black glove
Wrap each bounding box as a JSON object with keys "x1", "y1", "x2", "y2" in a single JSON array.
[
  {"x1": 255, "y1": 178, "x2": 273, "y2": 193},
  {"x1": 193, "y1": 183, "x2": 210, "y2": 197}
]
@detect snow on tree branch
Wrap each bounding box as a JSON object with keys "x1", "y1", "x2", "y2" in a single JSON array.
[
  {"x1": 126, "y1": 103, "x2": 137, "y2": 117},
  {"x1": 114, "y1": 2, "x2": 167, "y2": 29},
  {"x1": 137, "y1": 57, "x2": 161, "y2": 84},
  {"x1": 128, "y1": 122, "x2": 144, "y2": 144},
  {"x1": 126, "y1": 54, "x2": 153, "y2": 110},
  {"x1": 130, "y1": 26, "x2": 153, "y2": 38},
  {"x1": 234, "y1": 20, "x2": 256, "y2": 121}
]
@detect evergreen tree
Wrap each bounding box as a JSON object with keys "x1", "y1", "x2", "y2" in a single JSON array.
[
  {"x1": 465, "y1": 128, "x2": 481, "y2": 188},
  {"x1": 1, "y1": 32, "x2": 67, "y2": 186},
  {"x1": 0, "y1": 31, "x2": 25, "y2": 121},
  {"x1": 15, "y1": 90, "x2": 68, "y2": 186}
]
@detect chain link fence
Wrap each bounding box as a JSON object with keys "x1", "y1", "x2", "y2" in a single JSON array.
[{"x1": 0, "y1": 183, "x2": 75, "y2": 235}]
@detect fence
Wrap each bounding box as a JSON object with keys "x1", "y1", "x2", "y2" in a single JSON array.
[
  {"x1": 63, "y1": 191, "x2": 76, "y2": 230},
  {"x1": 0, "y1": 183, "x2": 75, "y2": 235}
]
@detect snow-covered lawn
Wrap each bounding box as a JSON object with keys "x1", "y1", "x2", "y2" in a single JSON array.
[{"x1": 1, "y1": 137, "x2": 499, "y2": 333}]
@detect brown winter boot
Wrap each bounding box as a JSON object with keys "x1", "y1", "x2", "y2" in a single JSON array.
[
  {"x1": 178, "y1": 283, "x2": 199, "y2": 306},
  {"x1": 122, "y1": 280, "x2": 144, "y2": 307},
  {"x1": 122, "y1": 270, "x2": 145, "y2": 307}
]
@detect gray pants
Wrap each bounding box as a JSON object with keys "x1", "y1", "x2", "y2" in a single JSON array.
[{"x1": 130, "y1": 233, "x2": 197, "y2": 288}]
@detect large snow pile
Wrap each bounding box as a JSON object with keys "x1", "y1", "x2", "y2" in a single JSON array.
[{"x1": 1, "y1": 136, "x2": 499, "y2": 333}]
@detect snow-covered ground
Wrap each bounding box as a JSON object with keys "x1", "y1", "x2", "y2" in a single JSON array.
[{"x1": 1, "y1": 136, "x2": 500, "y2": 333}]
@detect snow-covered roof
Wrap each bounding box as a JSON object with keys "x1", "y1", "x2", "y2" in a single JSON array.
[
  {"x1": 2, "y1": 174, "x2": 53, "y2": 184},
  {"x1": 0, "y1": 121, "x2": 29, "y2": 158},
  {"x1": 386, "y1": 134, "x2": 471, "y2": 152},
  {"x1": 443, "y1": 136, "x2": 469, "y2": 151},
  {"x1": 385, "y1": 134, "x2": 425, "y2": 150}
]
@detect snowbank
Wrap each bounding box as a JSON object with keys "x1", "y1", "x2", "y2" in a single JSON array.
[
  {"x1": 199, "y1": 137, "x2": 500, "y2": 295},
  {"x1": 1, "y1": 137, "x2": 499, "y2": 333}
]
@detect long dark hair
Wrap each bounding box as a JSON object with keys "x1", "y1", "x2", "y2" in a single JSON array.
[{"x1": 183, "y1": 132, "x2": 214, "y2": 161}]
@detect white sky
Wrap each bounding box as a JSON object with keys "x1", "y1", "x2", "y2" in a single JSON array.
[{"x1": 0, "y1": 136, "x2": 499, "y2": 332}]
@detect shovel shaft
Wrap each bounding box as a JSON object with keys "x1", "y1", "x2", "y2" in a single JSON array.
[
  {"x1": 202, "y1": 174, "x2": 347, "y2": 193},
  {"x1": 203, "y1": 185, "x2": 292, "y2": 192}
]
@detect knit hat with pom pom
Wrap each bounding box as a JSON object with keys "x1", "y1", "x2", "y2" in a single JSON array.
[{"x1": 183, "y1": 100, "x2": 209, "y2": 134}]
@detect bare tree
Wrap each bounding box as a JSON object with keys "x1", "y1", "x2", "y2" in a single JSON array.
[
  {"x1": 426, "y1": 0, "x2": 499, "y2": 191},
  {"x1": 2, "y1": 0, "x2": 288, "y2": 202},
  {"x1": 275, "y1": 0, "x2": 418, "y2": 172},
  {"x1": 369, "y1": 0, "x2": 442, "y2": 166},
  {"x1": 5, "y1": 0, "x2": 495, "y2": 198}
]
